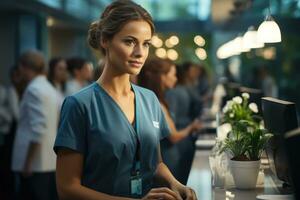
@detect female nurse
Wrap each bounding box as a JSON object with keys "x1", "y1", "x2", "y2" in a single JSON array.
[{"x1": 53, "y1": 1, "x2": 197, "y2": 200}]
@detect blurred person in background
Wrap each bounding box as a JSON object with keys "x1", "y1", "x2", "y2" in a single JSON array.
[
  {"x1": 196, "y1": 64, "x2": 212, "y2": 111},
  {"x1": 65, "y1": 57, "x2": 93, "y2": 96},
  {"x1": 0, "y1": 83, "x2": 11, "y2": 146},
  {"x1": 166, "y1": 62, "x2": 203, "y2": 129},
  {"x1": 11, "y1": 50, "x2": 59, "y2": 200},
  {"x1": 7, "y1": 65, "x2": 24, "y2": 122},
  {"x1": 139, "y1": 58, "x2": 202, "y2": 184},
  {"x1": 48, "y1": 57, "x2": 68, "y2": 110},
  {"x1": 0, "y1": 80, "x2": 13, "y2": 200},
  {"x1": 54, "y1": 1, "x2": 197, "y2": 199},
  {"x1": 48, "y1": 57, "x2": 68, "y2": 96},
  {"x1": 0, "y1": 65, "x2": 24, "y2": 200}
]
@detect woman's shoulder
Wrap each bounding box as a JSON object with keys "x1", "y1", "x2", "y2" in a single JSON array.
[
  {"x1": 132, "y1": 84, "x2": 157, "y2": 99},
  {"x1": 64, "y1": 82, "x2": 97, "y2": 106},
  {"x1": 132, "y1": 84, "x2": 164, "y2": 113}
]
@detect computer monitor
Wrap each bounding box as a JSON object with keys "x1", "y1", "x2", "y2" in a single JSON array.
[
  {"x1": 261, "y1": 97, "x2": 299, "y2": 189},
  {"x1": 284, "y1": 128, "x2": 300, "y2": 200}
]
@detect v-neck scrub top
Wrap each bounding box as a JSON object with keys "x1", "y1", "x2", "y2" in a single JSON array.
[{"x1": 54, "y1": 82, "x2": 170, "y2": 197}]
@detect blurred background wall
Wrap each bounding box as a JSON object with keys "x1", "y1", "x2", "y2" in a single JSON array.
[{"x1": 1, "y1": 0, "x2": 300, "y2": 112}]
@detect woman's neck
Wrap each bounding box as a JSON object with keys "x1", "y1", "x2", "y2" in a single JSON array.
[{"x1": 97, "y1": 65, "x2": 131, "y2": 96}]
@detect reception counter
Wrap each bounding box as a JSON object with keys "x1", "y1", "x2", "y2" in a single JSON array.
[{"x1": 186, "y1": 149, "x2": 295, "y2": 200}]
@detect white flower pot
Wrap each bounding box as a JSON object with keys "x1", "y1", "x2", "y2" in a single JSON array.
[{"x1": 229, "y1": 159, "x2": 261, "y2": 189}]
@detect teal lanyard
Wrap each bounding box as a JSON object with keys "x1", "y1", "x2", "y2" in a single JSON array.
[
  {"x1": 131, "y1": 119, "x2": 141, "y2": 175},
  {"x1": 131, "y1": 86, "x2": 141, "y2": 176}
]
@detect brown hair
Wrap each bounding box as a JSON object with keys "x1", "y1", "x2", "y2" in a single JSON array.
[
  {"x1": 87, "y1": 0, "x2": 155, "y2": 55},
  {"x1": 139, "y1": 58, "x2": 174, "y2": 106},
  {"x1": 19, "y1": 50, "x2": 45, "y2": 73}
]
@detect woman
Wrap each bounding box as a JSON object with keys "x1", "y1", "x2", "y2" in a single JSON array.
[
  {"x1": 166, "y1": 62, "x2": 201, "y2": 129},
  {"x1": 54, "y1": 1, "x2": 197, "y2": 200},
  {"x1": 65, "y1": 57, "x2": 93, "y2": 96},
  {"x1": 48, "y1": 57, "x2": 68, "y2": 96},
  {"x1": 48, "y1": 57, "x2": 68, "y2": 111},
  {"x1": 138, "y1": 58, "x2": 202, "y2": 184}
]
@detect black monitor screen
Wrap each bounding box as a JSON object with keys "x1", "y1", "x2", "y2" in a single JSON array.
[
  {"x1": 261, "y1": 97, "x2": 298, "y2": 187},
  {"x1": 284, "y1": 128, "x2": 300, "y2": 200}
]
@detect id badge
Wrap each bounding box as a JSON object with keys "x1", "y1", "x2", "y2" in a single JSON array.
[{"x1": 130, "y1": 174, "x2": 142, "y2": 196}]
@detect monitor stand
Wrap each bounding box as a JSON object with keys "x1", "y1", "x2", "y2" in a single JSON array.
[{"x1": 256, "y1": 194, "x2": 294, "y2": 200}]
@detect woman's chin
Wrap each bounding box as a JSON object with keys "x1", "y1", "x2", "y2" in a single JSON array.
[{"x1": 128, "y1": 68, "x2": 142, "y2": 76}]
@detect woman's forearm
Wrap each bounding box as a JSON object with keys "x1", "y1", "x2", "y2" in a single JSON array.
[
  {"x1": 168, "y1": 125, "x2": 193, "y2": 144},
  {"x1": 58, "y1": 183, "x2": 136, "y2": 200},
  {"x1": 154, "y1": 161, "x2": 182, "y2": 188}
]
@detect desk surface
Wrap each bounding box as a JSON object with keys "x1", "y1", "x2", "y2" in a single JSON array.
[{"x1": 186, "y1": 150, "x2": 294, "y2": 200}]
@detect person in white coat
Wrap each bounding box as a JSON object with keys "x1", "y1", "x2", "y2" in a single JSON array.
[{"x1": 11, "y1": 50, "x2": 59, "y2": 200}]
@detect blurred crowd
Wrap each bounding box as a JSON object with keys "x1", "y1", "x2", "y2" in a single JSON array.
[
  {"x1": 0, "y1": 50, "x2": 96, "y2": 200},
  {"x1": 0, "y1": 48, "x2": 279, "y2": 200}
]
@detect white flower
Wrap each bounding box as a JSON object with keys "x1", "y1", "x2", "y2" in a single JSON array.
[
  {"x1": 242, "y1": 93, "x2": 250, "y2": 99},
  {"x1": 222, "y1": 106, "x2": 228, "y2": 113},
  {"x1": 232, "y1": 96, "x2": 243, "y2": 104},
  {"x1": 226, "y1": 100, "x2": 233, "y2": 108},
  {"x1": 223, "y1": 100, "x2": 233, "y2": 113},
  {"x1": 249, "y1": 103, "x2": 258, "y2": 113},
  {"x1": 229, "y1": 113, "x2": 234, "y2": 118}
]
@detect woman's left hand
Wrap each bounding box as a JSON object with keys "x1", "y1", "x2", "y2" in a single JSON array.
[{"x1": 170, "y1": 183, "x2": 197, "y2": 200}]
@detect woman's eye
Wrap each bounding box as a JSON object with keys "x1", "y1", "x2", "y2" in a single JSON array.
[
  {"x1": 124, "y1": 40, "x2": 135, "y2": 46},
  {"x1": 143, "y1": 42, "x2": 151, "y2": 48}
]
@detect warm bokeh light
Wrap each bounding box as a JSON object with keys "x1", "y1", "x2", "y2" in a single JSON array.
[
  {"x1": 155, "y1": 48, "x2": 167, "y2": 58},
  {"x1": 167, "y1": 49, "x2": 178, "y2": 61},
  {"x1": 195, "y1": 48, "x2": 207, "y2": 60},
  {"x1": 194, "y1": 35, "x2": 206, "y2": 46},
  {"x1": 151, "y1": 35, "x2": 163, "y2": 48},
  {"x1": 47, "y1": 17, "x2": 54, "y2": 27},
  {"x1": 169, "y1": 35, "x2": 179, "y2": 46},
  {"x1": 165, "y1": 39, "x2": 173, "y2": 48}
]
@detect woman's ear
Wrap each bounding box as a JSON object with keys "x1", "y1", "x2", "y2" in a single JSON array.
[{"x1": 100, "y1": 38, "x2": 109, "y2": 50}]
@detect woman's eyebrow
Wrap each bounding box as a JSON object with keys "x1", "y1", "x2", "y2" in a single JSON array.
[{"x1": 123, "y1": 35, "x2": 152, "y2": 42}]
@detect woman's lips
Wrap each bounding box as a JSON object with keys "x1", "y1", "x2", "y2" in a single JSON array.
[{"x1": 128, "y1": 61, "x2": 143, "y2": 68}]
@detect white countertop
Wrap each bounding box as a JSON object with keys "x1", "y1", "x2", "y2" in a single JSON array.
[{"x1": 186, "y1": 150, "x2": 295, "y2": 200}]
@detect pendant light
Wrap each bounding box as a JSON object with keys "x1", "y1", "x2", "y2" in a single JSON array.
[
  {"x1": 243, "y1": 26, "x2": 264, "y2": 49},
  {"x1": 257, "y1": 1, "x2": 281, "y2": 43}
]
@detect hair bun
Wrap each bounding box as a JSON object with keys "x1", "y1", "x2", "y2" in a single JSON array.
[{"x1": 88, "y1": 21, "x2": 100, "y2": 50}]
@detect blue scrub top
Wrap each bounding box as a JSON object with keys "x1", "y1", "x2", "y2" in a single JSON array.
[{"x1": 54, "y1": 82, "x2": 170, "y2": 197}]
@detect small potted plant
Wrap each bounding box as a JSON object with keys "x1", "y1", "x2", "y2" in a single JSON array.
[{"x1": 220, "y1": 93, "x2": 272, "y2": 189}]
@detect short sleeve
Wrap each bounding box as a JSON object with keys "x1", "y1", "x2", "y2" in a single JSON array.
[
  {"x1": 53, "y1": 96, "x2": 87, "y2": 154},
  {"x1": 26, "y1": 88, "x2": 47, "y2": 142}
]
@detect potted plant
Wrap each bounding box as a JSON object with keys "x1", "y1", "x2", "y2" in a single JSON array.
[{"x1": 220, "y1": 93, "x2": 272, "y2": 189}]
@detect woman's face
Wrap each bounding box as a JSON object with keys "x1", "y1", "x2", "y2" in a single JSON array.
[
  {"x1": 103, "y1": 20, "x2": 152, "y2": 75},
  {"x1": 54, "y1": 60, "x2": 68, "y2": 83},
  {"x1": 161, "y1": 65, "x2": 177, "y2": 89}
]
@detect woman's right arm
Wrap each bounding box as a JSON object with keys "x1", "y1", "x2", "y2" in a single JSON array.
[
  {"x1": 56, "y1": 148, "x2": 131, "y2": 200},
  {"x1": 56, "y1": 148, "x2": 179, "y2": 200}
]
